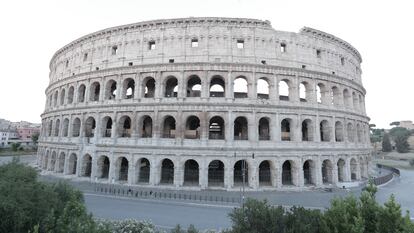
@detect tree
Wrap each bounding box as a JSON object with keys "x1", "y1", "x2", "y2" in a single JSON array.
[
  {"x1": 389, "y1": 127, "x2": 411, "y2": 153},
  {"x1": 390, "y1": 121, "x2": 401, "y2": 127},
  {"x1": 31, "y1": 132, "x2": 39, "y2": 144},
  {"x1": 10, "y1": 142, "x2": 21, "y2": 151},
  {"x1": 382, "y1": 133, "x2": 392, "y2": 152}
]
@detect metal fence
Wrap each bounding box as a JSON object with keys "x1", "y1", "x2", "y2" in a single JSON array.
[
  {"x1": 93, "y1": 183, "x2": 241, "y2": 204},
  {"x1": 372, "y1": 164, "x2": 400, "y2": 186}
]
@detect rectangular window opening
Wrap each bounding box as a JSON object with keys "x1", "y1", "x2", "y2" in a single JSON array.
[
  {"x1": 83, "y1": 53, "x2": 88, "y2": 61},
  {"x1": 95, "y1": 67, "x2": 99, "y2": 71},
  {"x1": 191, "y1": 38, "x2": 199, "y2": 47},
  {"x1": 237, "y1": 39, "x2": 244, "y2": 49},
  {"x1": 112, "y1": 46, "x2": 118, "y2": 55},
  {"x1": 65, "y1": 60, "x2": 69, "y2": 68},
  {"x1": 280, "y1": 43, "x2": 286, "y2": 53},
  {"x1": 128, "y1": 62, "x2": 133, "y2": 66},
  {"x1": 169, "y1": 59, "x2": 174, "y2": 63},
  {"x1": 302, "y1": 65, "x2": 306, "y2": 69},
  {"x1": 148, "y1": 41, "x2": 156, "y2": 50},
  {"x1": 316, "y1": 49, "x2": 321, "y2": 58},
  {"x1": 261, "y1": 60, "x2": 266, "y2": 65},
  {"x1": 341, "y1": 57, "x2": 345, "y2": 65}
]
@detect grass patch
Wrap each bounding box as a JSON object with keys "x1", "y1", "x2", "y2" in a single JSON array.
[{"x1": 0, "y1": 148, "x2": 37, "y2": 157}]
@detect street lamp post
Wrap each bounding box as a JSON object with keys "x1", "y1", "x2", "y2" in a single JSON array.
[{"x1": 235, "y1": 152, "x2": 254, "y2": 211}]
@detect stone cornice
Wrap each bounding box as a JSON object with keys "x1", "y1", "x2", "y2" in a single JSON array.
[
  {"x1": 300, "y1": 27, "x2": 362, "y2": 63},
  {"x1": 40, "y1": 101, "x2": 370, "y2": 122}
]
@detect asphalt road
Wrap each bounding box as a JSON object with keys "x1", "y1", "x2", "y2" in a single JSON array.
[{"x1": 84, "y1": 193, "x2": 233, "y2": 231}]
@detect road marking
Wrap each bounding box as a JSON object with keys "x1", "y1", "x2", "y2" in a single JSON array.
[{"x1": 84, "y1": 192, "x2": 237, "y2": 209}]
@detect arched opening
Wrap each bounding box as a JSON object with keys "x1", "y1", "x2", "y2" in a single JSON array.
[
  {"x1": 60, "y1": 88, "x2": 66, "y2": 105},
  {"x1": 97, "y1": 156, "x2": 110, "y2": 179},
  {"x1": 303, "y1": 160, "x2": 315, "y2": 185},
  {"x1": 137, "y1": 158, "x2": 150, "y2": 183},
  {"x1": 44, "y1": 151, "x2": 49, "y2": 169},
  {"x1": 234, "y1": 117, "x2": 248, "y2": 140},
  {"x1": 282, "y1": 160, "x2": 294, "y2": 185},
  {"x1": 67, "y1": 153, "x2": 77, "y2": 175},
  {"x1": 359, "y1": 95, "x2": 364, "y2": 112},
  {"x1": 234, "y1": 160, "x2": 248, "y2": 186},
  {"x1": 143, "y1": 77, "x2": 155, "y2": 98},
  {"x1": 360, "y1": 157, "x2": 366, "y2": 179},
  {"x1": 209, "y1": 116, "x2": 225, "y2": 140},
  {"x1": 316, "y1": 83, "x2": 327, "y2": 104},
  {"x1": 141, "y1": 116, "x2": 153, "y2": 138},
  {"x1": 53, "y1": 91, "x2": 58, "y2": 107},
  {"x1": 320, "y1": 120, "x2": 331, "y2": 142},
  {"x1": 67, "y1": 86, "x2": 74, "y2": 104},
  {"x1": 352, "y1": 92, "x2": 359, "y2": 110},
  {"x1": 299, "y1": 82, "x2": 308, "y2": 102},
  {"x1": 118, "y1": 116, "x2": 131, "y2": 137},
  {"x1": 258, "y1": 117, "x2": 270, "y2": 140},
  {"x1": 89, "y1": 82, "x2": 100, "y2": 101},
  {"x1": 187, "y1": 75, "x2": 201, "y2": 97},
  {"x1": 160, "y1": 159, "x2": 174, "y2": 184},
  {"x1": 47, "y1": 120, "x2": 53, "y2": 136},
  {"x1": 81, "y1": 154, "x2": 92, "y2": 177},
  {"x1": 84, "y1": 117, "x2": 96, "y2": 138},
  {"x1": 322, "y1": 159, "x2": 333, "y2": 184},
  {"x1": 185, "y1": 116, "x2": 200, "y2": 139},
  {"x1": 350, "y1": 158, "x2": 358, "y2": 180},
  {"x1": 165, "y1": 76, "x2": 178, "y2": 97},
  {"x1": 116, "y1": 157, "x2": 129, "y2": 181},
  {"x1": 259, "y1": 160, "x2": 272, "y2": 186},
  {"x1": 62, "y1": 119, "x2": 69, "y2": 137},
  {"x1": 105, "y1": 80, "x2": 117, "y2": 100},
  {"x1": 331, "y1": 86, "x2": 341, "y2": 106},
  {"x1": 210, "y1": 76, "x2": 225, "y2": 97},
  {"x1": 184, "y1": 160, "x2": 199, "y2": 186},
  {"x1": 337, "y1": 159, "x2": 346, "y2": 182},
  {"x1": 162, "y1": 116, "x2": 176, "y2": 138},
  {"x1": 357, "y1": 124, "x2": 362, "y2": 143},
  {"x1": 343, "y1": 89, "x2": 351, "y2": 108},
  {"x1": 54, "y1": 119, "x2": 60, "y2": 137},
  {"x1": 77, "y1": 84, "x2": 86, "y2": 103},
  {"x1": 347, "y1": 123, "x2": 355, "y2": 142},
  {"x1": 72, "y1": 118, "x2": 81, "y2": 137},
  {"x1": 257, "y1": 78, "x2": 269, "y2": 99},
  {"x1": 335, "y1": 121, "x2": 344, "y2": 142},
  {"x1": 279, "y1": 80, "x2": 289, "y2": 101},
  {"x1": 281, "y1": 118, "x2": 292, "y2": 141},
  {"x1": 50, "y1": 151, "x2": 57, "y2": 171},
  {"x1": 57, "y1": 152, "x2": 65, "y2": 173},
  {"x1": 233, "y1": 76, "x2": 248, "y2": 98},
  {"x1": 122, "y1": 78, "x2": 135, "y2": 99},
  {"x1": 302, "y1": 119, "x2": 313, "y2": 141},
  {"x1": 102, "y1": 116, "x2": 112, "y2": 137},
  {"x1": 208, "y1": 160, "x2": 224, "y2": 187}
]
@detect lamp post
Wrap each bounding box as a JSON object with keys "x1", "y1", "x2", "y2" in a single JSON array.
[{"x1": 235, "y1": 152, "x2": 254, "y2": 210}]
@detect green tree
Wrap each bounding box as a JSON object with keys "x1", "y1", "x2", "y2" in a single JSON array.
[
  {"x1": 390, "y1": 121, "x2": 401, "y2": 127},
  {"x1": 10, "y1": 142, "x2": 21, "y2": 151},
  {"x1": 382, "y1": 133, "x2": 392, "y2": 152},
  {"x1": 378, "y1": 195, "x2": 405, "y2": 233},
  {"x1": 395, "y1": 134, "x2": 410, "y2": 153}
]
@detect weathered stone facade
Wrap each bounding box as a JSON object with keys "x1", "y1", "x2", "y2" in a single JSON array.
[{"x1": 38, "y1": 17, "x2": 371, "y2": 190}]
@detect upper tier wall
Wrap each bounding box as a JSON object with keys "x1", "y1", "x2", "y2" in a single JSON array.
[{"x1": 49, "y1": 17, "x2": 363, "y2": 85}]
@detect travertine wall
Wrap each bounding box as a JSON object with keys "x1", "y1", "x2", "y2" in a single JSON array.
[{"x1": 38, "y1": 17, "x2": 371, "y2": 191}]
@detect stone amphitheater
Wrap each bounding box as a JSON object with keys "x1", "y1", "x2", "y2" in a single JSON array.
[{"x1": 38, "y1": 17, "x2": 371, "y2": 191}]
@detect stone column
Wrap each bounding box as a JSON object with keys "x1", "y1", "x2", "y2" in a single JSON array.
[
  {"x1": 201, "y1": 71, "x2": 209, "y2": 99},
  {"x1": 275, "y1": 159, "x2": 282, "y2": 188},
  {"x1": 174, "y1": 159, "x2": 184, "y2": 187},
  {"x1": 250, "y1": 161, "x2": 258, "y2": 189},
  {"x1": 344, "y1": 158, "x2": 351, "y2": 182},
  {"x1": 128, "y1": 157, "x2": 135, "y2": 185},
  {"x1": 108, "y1": 155, "x2": 115, "y2": 184},
  {"x1": 226, "y1": 111, "x2": 233, "y2": 143},
  {"x1": 199, "y1": 163, "x2": 208, "y2": 189},
  {"x1": 150, "y1": 158, "x2": 159, "y2": 185},
  {"x1": 330, "y1": 117, "x2": 336, "y2": 142},
  {"x1": 275, "y1": 113, "x2": 281, "y2": 142},
  {"x1": 134, "y1": 73, "x2": 141, "y2": 100},
  {"x1": 315, "y1": 157, "x2": 323, "y2": 186},
  {"x1": 248, "y1": 113, "x2": 256, "y2": 142},
  {"x1": 298, "y1": 159, "x2": 304, "y2": 187},
  {"x1": 248, "y1": 72, "x2": 256, "y2": 100},
  {"x1": 332, "y1": 162, "x2": 338, "y2": 185},
  {"x1": 226, "y1": 72, "x2": 234, "y2": 100},
  {"x1": 225, "y1": 160, "x2": 233, "y2": 189}
]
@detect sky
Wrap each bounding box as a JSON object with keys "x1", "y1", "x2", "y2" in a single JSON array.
[{"x1": 0, "y1": 0, "x2": 412, "y2": 128}]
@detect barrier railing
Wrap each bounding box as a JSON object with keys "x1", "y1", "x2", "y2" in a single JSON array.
[
  {"x1": 92, "y1": 183, "x2": 241, "y2": 204},
  {"x1": 372, "y1": 164, "x2": 400, "y2": 186}
]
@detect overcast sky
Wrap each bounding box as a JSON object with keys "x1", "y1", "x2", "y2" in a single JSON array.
[{"x1": 0, "y1": 0, "x2": 412, "y2": 128}]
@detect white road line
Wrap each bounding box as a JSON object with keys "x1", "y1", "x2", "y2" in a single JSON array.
[{"x1": 84, "y1": 192, "x2": 237, "y2": 209}]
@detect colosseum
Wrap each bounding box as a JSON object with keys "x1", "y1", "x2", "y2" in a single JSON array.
[{"x1": 38, "y1": 17, "x2": 371, "y2": 191}]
